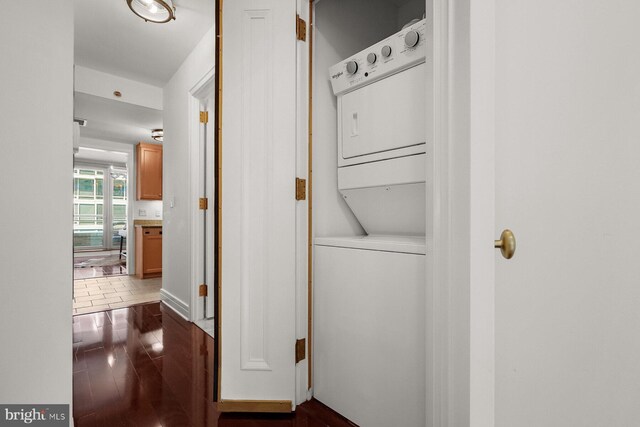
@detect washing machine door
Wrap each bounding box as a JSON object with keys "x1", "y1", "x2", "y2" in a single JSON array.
[{"x1": 339, "y1": 62, "x2": 426, "y2": 163}]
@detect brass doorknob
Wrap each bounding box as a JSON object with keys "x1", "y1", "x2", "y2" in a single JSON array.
[{"x1": 494, "y1": 229, "x2": 516, "y2": 259}]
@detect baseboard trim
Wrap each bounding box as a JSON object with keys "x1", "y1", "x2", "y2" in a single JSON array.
[
  {"x1": 160, "y1": 289, "x2": 189, "y2": 320},
  {"x1": 217, "y1": 400, "x2": 292, "y2": 413}
]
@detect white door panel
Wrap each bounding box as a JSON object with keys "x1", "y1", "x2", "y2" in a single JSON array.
[
  {"x1": 221, "y1": 0, "x2": 297, "y2": 404},
  {"x1": 495, "y1": 2, "x2": 640, "y2": 426}
]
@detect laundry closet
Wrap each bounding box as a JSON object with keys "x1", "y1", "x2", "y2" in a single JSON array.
[
  {"x1": 311, "y1": 0, "x2": 431, "y2": 425},
  {"x1": 216, "y1": 0, "x2": 432, "y2": 424}
]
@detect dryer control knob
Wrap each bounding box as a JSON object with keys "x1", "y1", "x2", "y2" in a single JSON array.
[
  {"x1": 405, "y1": 30, "x2": 420, "y2": 47},
  {"x1": 346, "y1": 60, "x2": 358, "y2": 75},
  {"x1": 381, "y1": 45, "x2": 392, "y2": 58},
  {"x1": 367, "y1": 52, "x2": 377, "y2": 64}
]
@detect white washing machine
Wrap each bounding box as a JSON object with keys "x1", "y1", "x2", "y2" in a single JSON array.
[{"x1": 314, "y1": 19, "x2": 431, "y2": 427}]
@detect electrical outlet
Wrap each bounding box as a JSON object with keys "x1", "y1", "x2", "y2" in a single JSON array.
[
  {"x1": 139, "y1": 209, "x2": 147, "y2": 217},
  {"x1": 155, "y1": 210, "x2": 161, "y2": 218}
]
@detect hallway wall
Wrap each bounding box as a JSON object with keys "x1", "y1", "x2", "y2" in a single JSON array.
[
  {"x1": 0, "y1": 0, "x2": 74, "y2": 407},
  {"x1": 162, "y1": 26, "x2": 215, "y2": 318}
]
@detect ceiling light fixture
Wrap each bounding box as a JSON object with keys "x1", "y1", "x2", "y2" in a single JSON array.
[
  {"x1": 151, "y1": 129, "x2": 163, "y2": 142},
  {"x1": 126, "y1": 0, "x2": 176, "y2": 23}
]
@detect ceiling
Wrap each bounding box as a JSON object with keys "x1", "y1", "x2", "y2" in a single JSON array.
[
  {"x1": 74, "y1": 0, "x2": 215, "y2": 87},
  {"x1": 75, "y1": 93, "x2": 162, "y2": 144},
  {"x1": 74, "y1": 1, "x2": 213, "y2": 145}
]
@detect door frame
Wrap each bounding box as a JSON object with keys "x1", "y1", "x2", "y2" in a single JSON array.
[
  {"x1": 188, "y1": 66, "x2": 216, "y2": 323},
  {"x1": 73, "y1": 163, "x2": 113, "y2": 252},
  {"x1": 428, "y1": 0, "x2": 495, "y2": 426},
  {"x1": 74, "y1": 140, "x2": 135, "y2": 276}
]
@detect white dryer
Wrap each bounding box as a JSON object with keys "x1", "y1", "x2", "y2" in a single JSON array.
[{"x1": 327, "y1": 18, "x2": 430, "y2": 239}]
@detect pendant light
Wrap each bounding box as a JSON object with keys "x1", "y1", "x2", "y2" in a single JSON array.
[{"x1": 127, "y1": 0, "x2": 176, "y2": 23}]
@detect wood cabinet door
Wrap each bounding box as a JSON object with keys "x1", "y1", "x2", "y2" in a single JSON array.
[
  {"x1": 142, "y1": 232, "x2": 162, "y2": 274},
  {"x1": 137, "y1": 143, "x2": 163, "y2": 200}
]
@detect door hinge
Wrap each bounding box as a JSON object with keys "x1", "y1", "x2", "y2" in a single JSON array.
[
  {"x1": 199, "y1": 284, "x2": 208, "y2": 297},
  {"x1": 200, "y1": 111, "x2": 209, "y2": 124},
  {"x1": 295, "y1": 178, "x2": 306, "y2": 201},
  {"x1": 296, "y1": 14, "x2": 307, "y2": 41},
  {"x1": 199, "y1": 197, "x2": 208, "y2": 210},
  {"x1": 295, "y1": 338, "x2": 306, "y2": 363}
]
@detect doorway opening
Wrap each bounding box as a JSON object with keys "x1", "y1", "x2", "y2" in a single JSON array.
[
  {"x1": 189, "y1": 67, "x2": 215, "y2": 335},
  {"x1": 73, "y1": 162, "x2": 128, "y2": 279},
  {"x1": 70, "y1": 2, "x2": 216, "y2": 424}
]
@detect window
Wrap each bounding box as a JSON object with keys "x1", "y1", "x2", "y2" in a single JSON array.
[
  {"x1": 113, "y1": 179, "x2": 126, "y2": 199},
  {"x1": 96, "y1": 178, "x2": 103, "y2": 199},
  {"x1": 76, "y1": 178, "x2": 95, "y2": 199},
  {"x1": 78, "y1": 204, "x2": 96, "y2": 224},
  {"x1": 74, "y1": 166, "x2": 128, "y2": 250}
]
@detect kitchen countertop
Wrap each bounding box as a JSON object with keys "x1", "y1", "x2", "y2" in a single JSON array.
[{"x1": 133, "y1": 220, "x2": 162, "y2": 227}]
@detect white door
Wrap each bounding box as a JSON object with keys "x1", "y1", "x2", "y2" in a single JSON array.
[
  {"x1": 494, "y1": 1, "x2": 640, "y2": 425},
  {"x1": 219, "y1": 0, "x2": 298, "y2": 409}
]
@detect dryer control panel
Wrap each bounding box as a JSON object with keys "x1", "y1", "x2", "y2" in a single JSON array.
[{"x1": 329, "y1": 19, "x2": 428, "y2": 96}]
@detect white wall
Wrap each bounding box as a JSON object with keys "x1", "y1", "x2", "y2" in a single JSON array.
[
  {"x1": 0, "y1": 0, "x2": 74, "y2": 411},
  {"x1": 162, "y1": 27, "x2": 215, "y2": 314},
  {"x1": 313, "y1": 0, "x2": 399, "y2": 238}
]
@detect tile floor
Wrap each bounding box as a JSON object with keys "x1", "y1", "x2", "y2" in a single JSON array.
[
  {"x1": 73, "y1": 276, "x2": 161, "y2": 315},
  {"x1": 74, "y1": 250, "x2": 128, "y2": 280},
  {"x1": 74, "y1": 263, "x2": 128, "y2": 280}
]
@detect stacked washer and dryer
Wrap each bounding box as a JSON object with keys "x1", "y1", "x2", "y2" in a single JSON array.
[{"x1": 314, "y1": 19, "x2": 430, "y2": 427}]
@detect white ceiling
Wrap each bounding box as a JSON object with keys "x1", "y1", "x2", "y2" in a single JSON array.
[
  {"x1": 73, "y1": 1, "x2": 212, "y2": 145},
  {"x1": 74, "y1": 0, "x2": 215, "y2": 87},
  {"x1": 75, "y1": 93, "x2": 162, "y2": 144}
]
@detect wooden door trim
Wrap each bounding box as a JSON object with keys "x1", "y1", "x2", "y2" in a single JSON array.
[
  {"x1": 217, "y1": 400, "x2": 292, "y2": 413},
  {"x1": 306, "y1": 0, "x2": 313, "y2": 392},
  {"x1": 214, "y1": 0, "x2": 223, "y2": 403}
]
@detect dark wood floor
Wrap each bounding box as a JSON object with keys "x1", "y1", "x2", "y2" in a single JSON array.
[{"x1": 73, "y1": 302, "x2": 356, "y2": 427}]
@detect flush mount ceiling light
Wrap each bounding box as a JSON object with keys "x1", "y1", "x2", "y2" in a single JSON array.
[
  {"x1": 127, "y1": 0, "x2": 176, "y2": 23},
  {"x1": 151, "y1": 129, "x2": 163, "y2": 142}
]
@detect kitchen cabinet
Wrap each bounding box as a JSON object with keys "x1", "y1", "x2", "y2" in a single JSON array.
[
  {"x1": 135, "y1": 226, "x2": 162, "y2": 278},
  {"x1": 136, "y1": 142, "x2": 162, "y2": 200}
]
